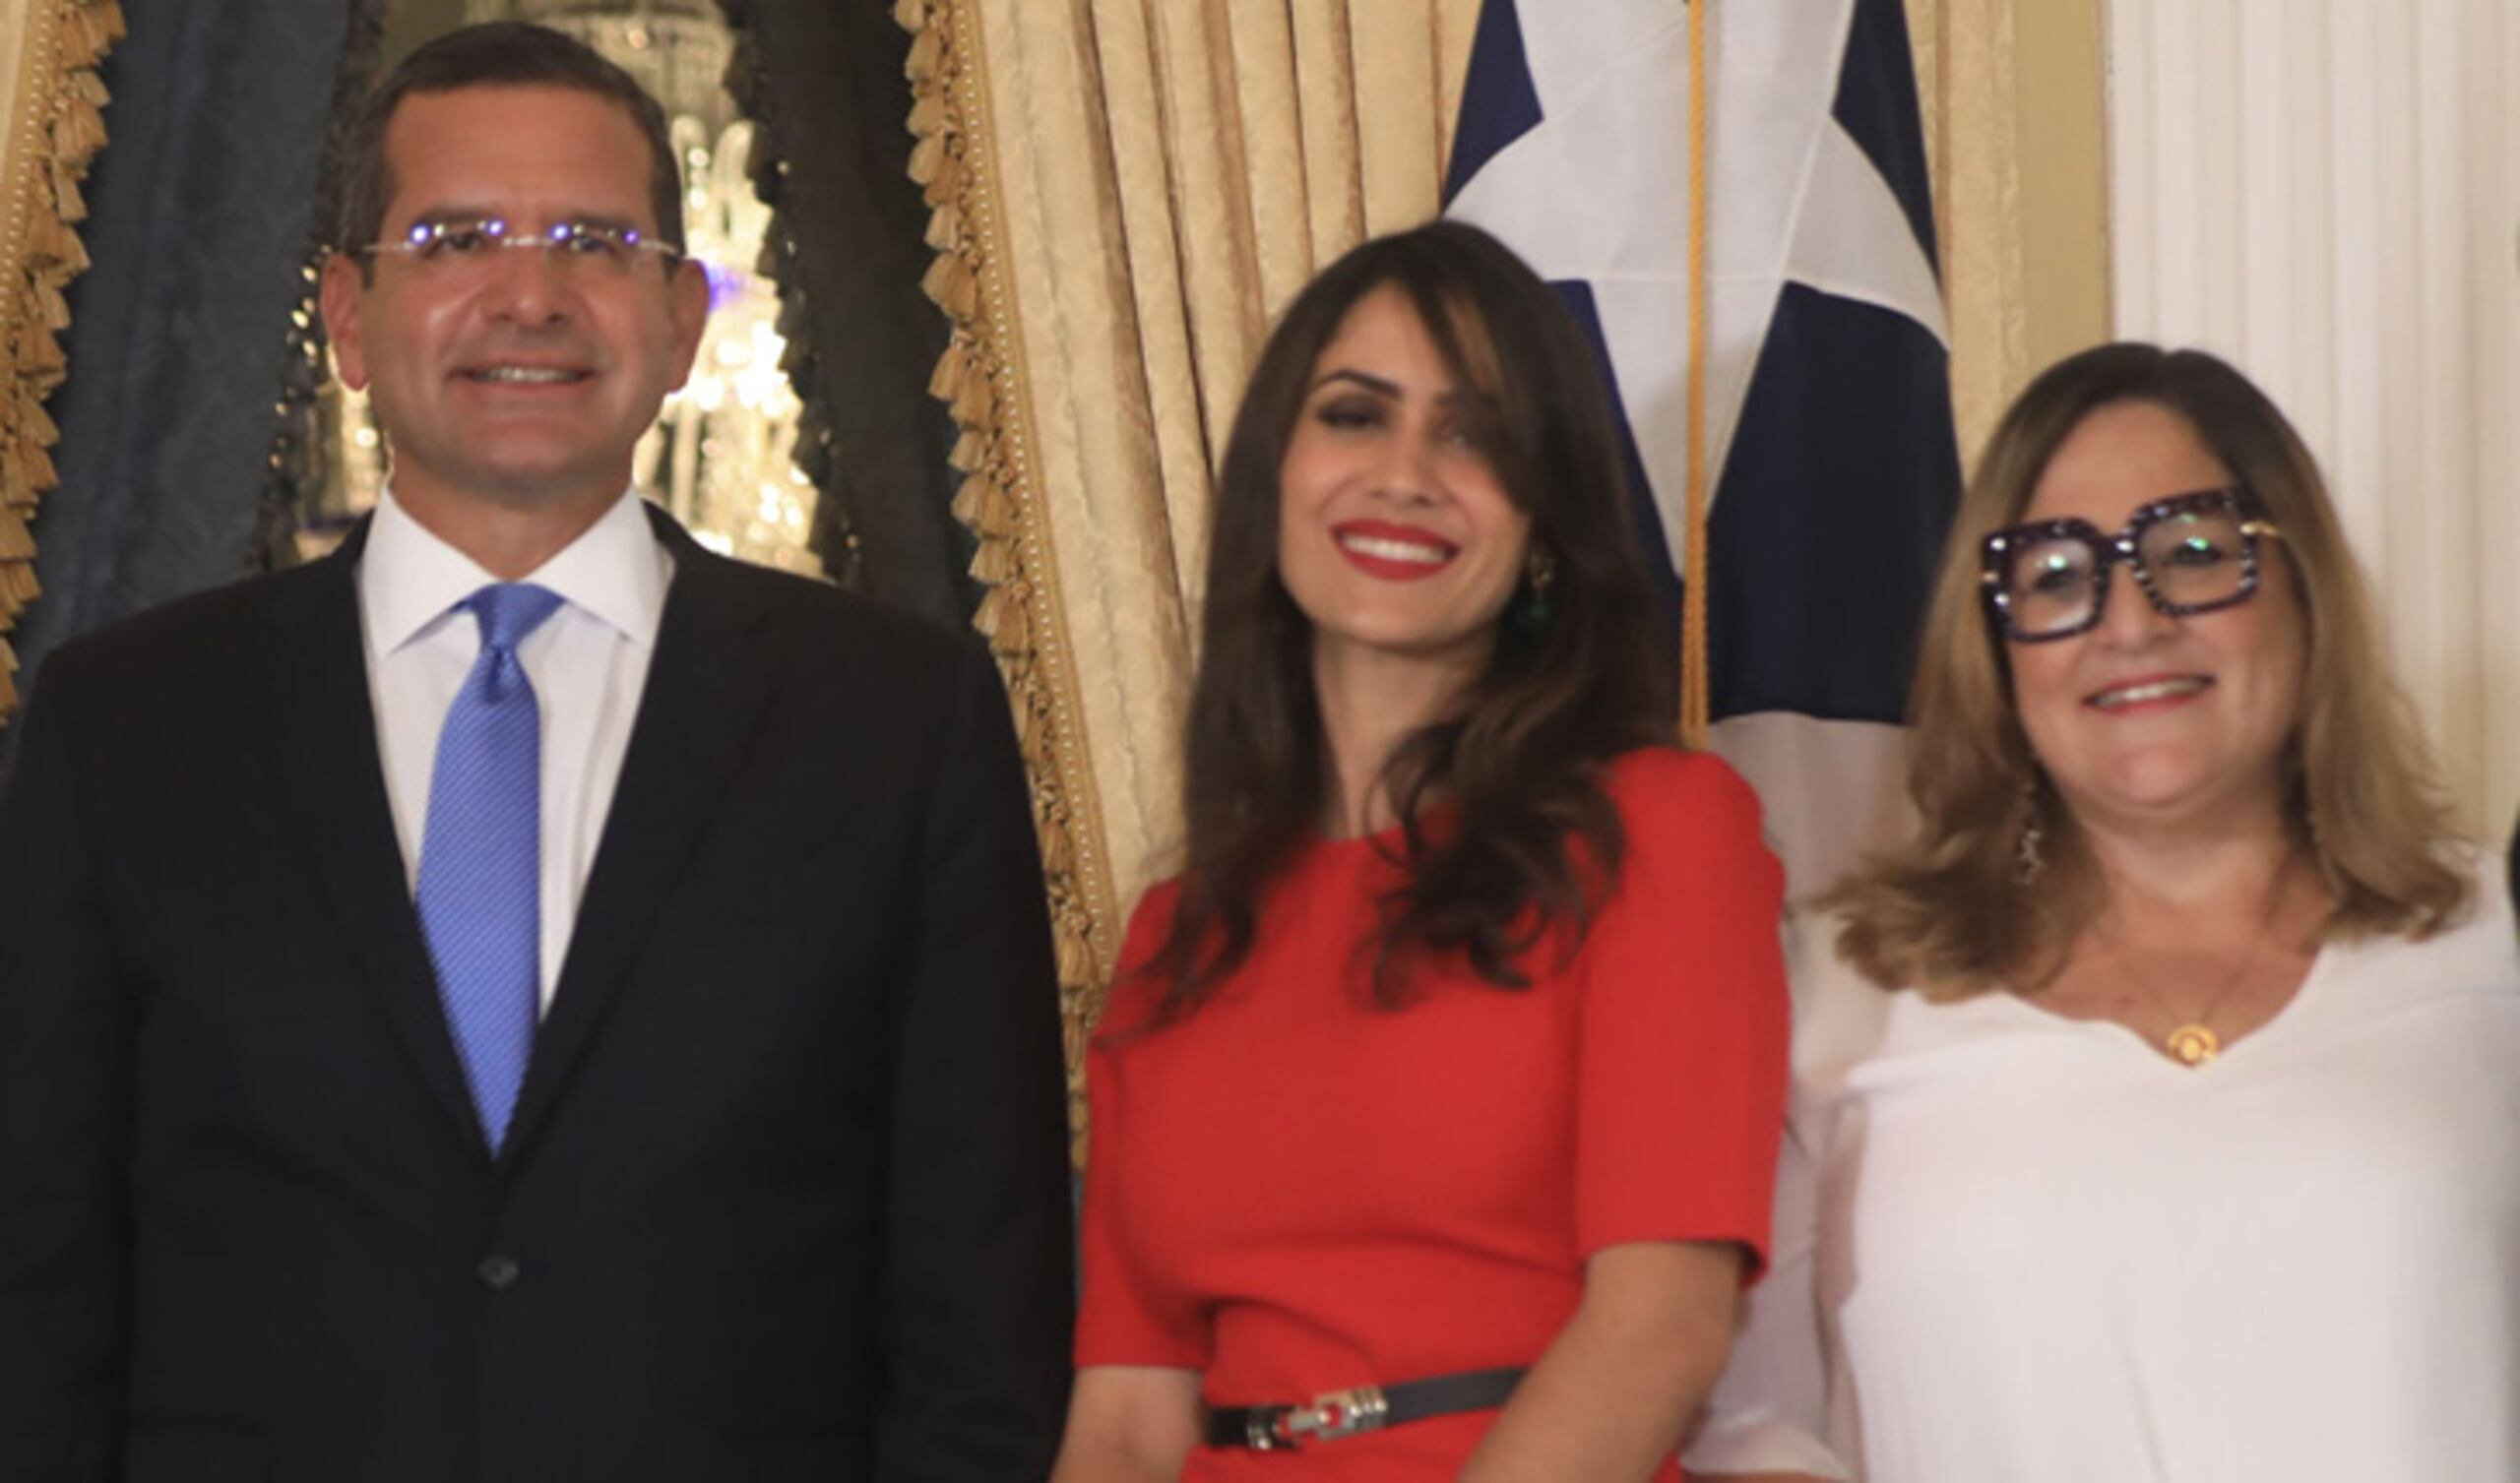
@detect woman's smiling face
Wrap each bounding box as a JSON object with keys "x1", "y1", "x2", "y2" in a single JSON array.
[
  {"x1": 1275, "y1": 284, "x2": 1532, "y2": 677},
  {"x1": 2007, "y1": 399, "x2": 2307, "y2": 834}
]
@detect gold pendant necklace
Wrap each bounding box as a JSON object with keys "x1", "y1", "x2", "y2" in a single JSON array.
[
  {"x1": 2102, "y1": 850, "x2": 2295, "y2": 1070},
  {"x1": 2164, "y1": 1021, "x2": 2223, "y2": 1067}
]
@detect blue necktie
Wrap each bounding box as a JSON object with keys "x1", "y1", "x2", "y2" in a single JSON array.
[{"x1": 415, "y1": 583, "x2": 564, "y2": 1151}]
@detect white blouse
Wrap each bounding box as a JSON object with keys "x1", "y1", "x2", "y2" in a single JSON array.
[{"x1": 1687, "y1": 849, "x2": 2520, "y2": 1482}]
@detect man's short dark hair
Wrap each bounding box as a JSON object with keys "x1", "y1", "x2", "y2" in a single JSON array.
[{"x1": 335, "y1": 21, "x2": 686, "y2": 268}]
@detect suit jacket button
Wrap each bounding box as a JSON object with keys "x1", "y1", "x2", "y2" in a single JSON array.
[{"x1": 476, "y1": 1253, "x2": 522, "y2": 1291}]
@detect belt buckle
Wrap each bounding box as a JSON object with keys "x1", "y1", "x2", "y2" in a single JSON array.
[{"x1": 1269, "y1": 1385, "x2": 1390, "y2": 1447}]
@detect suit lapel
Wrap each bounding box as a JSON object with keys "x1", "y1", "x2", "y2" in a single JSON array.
[
  {"x1": 501, "y1": 517, "x2": 781, "y2": 1166},
  {"x1": 251, "y1": 525, "x2": 487, "y2": 1154}
]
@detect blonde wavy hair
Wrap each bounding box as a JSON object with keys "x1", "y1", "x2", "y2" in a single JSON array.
[{"x1": 1831, "y1": 343, "x2": 2472, "y2": 998}]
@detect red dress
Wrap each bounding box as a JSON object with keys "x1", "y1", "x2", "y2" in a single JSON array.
[{"x1": 1076, "y1": 749, "x2": 1790, "y2": 1480}]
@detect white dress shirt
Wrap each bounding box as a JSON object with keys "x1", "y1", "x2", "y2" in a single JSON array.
[
  {"x1": 358, "y1": 488, "x2": 672, "y2": 1013},
  {"x1": 1688, "y1": 848, "x2": 2520, "y2": 1482}
]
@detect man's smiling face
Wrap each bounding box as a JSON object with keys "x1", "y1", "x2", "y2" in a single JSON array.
[{"x1": 321, "y1": 84, "x2": 707, "y2": 519}]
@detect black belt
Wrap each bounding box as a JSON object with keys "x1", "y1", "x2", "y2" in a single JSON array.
[{"x1": 1205, "y1": 1367, "x2": 1526, "y2": 1451}]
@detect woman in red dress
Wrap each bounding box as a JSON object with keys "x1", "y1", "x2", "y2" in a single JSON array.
[{"x1": 1050, "y1": 221, "x2": 1791, "y2": 1482}]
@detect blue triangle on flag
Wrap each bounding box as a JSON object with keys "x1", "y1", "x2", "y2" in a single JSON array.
[
  {"x1": 1550, "y1": 279, "x2": 1686, "y2": 641},
  {"x1": 1710, "y1": 283, "x2": 1958, "y2": 723},
  {"x1": 1442, "y1": 0, "x2": 1544, "y2": 203}
]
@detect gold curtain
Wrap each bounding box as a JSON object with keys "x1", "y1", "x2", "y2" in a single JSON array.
[
  {"x1": 0, "y1": 0, "x2": 119, "y2": 719},
  {"x1": 1906, "y1": 0, "x2": 2029, "y2": 470},
  {"x1": 898, "y1": 0, "x2": 1480, "y2": 1152},
  {"x1": 1909, "y1": 0, "x2": 2112, "y2": 466}
]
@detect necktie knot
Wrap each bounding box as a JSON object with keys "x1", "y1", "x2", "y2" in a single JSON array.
[{"x1": 468, "y1": 582, "x2": 564, "y2": 655}]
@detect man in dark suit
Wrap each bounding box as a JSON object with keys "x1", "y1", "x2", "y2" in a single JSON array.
[{"x1": 0, "y1": 24, "x2": 1073, "y2": 1480}]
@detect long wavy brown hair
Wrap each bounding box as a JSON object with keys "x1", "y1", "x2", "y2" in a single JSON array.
[
  {"x1": 1145, "y1": 221, "x2": 1675, "y2": 1020},
  {"x1": 1832, "y1": 342, "x2": 2471, "y2": 998}
]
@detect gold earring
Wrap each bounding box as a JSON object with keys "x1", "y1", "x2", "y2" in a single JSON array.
[{"x1": 2014, "y1": 781, "x2": 2046, "y2": 886}]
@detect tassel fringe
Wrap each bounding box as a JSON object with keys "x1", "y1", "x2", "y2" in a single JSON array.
[
  {"x1": 899, "y1": 0, "x2": 1110, "y2": 1165},
  {"x1": 1, "y1": 0, "x2": 120, "y2": 709}
]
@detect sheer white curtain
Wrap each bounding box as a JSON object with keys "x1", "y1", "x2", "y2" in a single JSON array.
[{"x1": 2106, "y1": 0, "x2": 2519, "y2": 835}]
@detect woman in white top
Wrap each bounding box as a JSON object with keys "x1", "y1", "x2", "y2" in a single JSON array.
[{"x1": 1688, "y1": 342, "x2": 2520, "y2": 1482}]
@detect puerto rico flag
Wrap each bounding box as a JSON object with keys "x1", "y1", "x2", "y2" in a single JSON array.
[{"x1": 1444, "y1": 0, "x2": 1960, "y2": 896}]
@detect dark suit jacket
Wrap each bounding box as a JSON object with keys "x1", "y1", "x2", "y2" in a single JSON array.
[{"x1": 0, "y1": 511, "x2": 1075, "y2": 1482}]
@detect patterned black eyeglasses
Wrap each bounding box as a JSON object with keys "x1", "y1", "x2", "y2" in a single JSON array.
[{"x1": 1980, "y1": 487, "x2": 2284, "y2": 643}]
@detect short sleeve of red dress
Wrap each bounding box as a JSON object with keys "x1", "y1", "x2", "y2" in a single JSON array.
[
  {"x1": 1074, "y1": 881, "x2": 1211, "y2": 1370},
  {"x1": 1574, "y1": 751, "x2": 1790, "y2": 1277}
]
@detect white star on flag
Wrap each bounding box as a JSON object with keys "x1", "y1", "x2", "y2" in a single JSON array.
[{"x1": 1447, "y1": 0, "x2": 1946, "y2": 570}]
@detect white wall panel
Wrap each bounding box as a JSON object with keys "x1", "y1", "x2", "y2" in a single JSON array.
[{"x1": 2109, "y1": 0, "x2": 2519, "y2": 836}]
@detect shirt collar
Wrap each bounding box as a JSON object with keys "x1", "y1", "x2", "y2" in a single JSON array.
[{"x1": 359, "y1": 487, "x2": 671, "y2": 655}]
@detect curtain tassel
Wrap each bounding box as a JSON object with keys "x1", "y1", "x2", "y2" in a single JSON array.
[
  {"x1": 16, "y1": 328, "x2": 66, "y2": 378},
  {"x1": 973, "y1": 583, "x2": 1030, "y2": 658},
  {"x1": 56, "y1": 100, "x2": 107, "y2": 161},
  {"x1": 907, "y1": 92, "x2": 948, "y2": 140},
  {"x1": 949, "y1": 469, "x2": 999, "y2": 530},
  {"x1": 49, "y1": 159, "x2": 88, "y2": 223},
  {"x1": 32, "y1": 213, "x2": 88, "y2": 273},
  {"x1": 948, "y1": 364, "x2": 994, "y2": 425},
  {"x1": 968, "y1": 533, "x2": 1019, "y2": 586},
  {"x1": 906, "y1": 130, "x2": 947, "y2": 189},
  {"x1": 29, "y1": 277, "x2": 70, "y2": 331},
  {"x1": 952, "y1": 469, "x2": 1014, "y2": 535},
  {"x1": 905, "y1": 28, "x2": 944, "y2": 86},
  {"x1": 19, "y1": 397, "x2": 58, "y2": 448},
  {"x1": 18, "y1": 442, "x2": 58, "y2": 493},
  {"x1": 927, "y1": 338, "x2": 969, "y2": 402},
  {"x1": 1054, "y1": 928, "x2": 1097, "y2": 988}
]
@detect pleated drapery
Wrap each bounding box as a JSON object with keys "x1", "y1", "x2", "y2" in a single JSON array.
[
  {"x1": 1907, "y1": 0, "x2": 2028, "y2": 466},
  {"x1": 900, "y1": 0, "x2": 1480, "y2": 1151}
]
